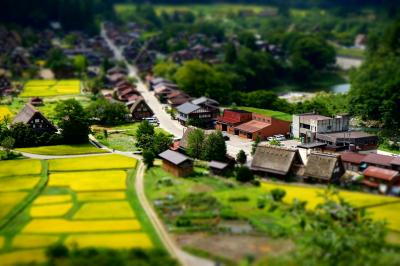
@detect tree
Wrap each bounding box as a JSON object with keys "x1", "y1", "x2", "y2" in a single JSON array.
[
  {"x1": 186, "y1": 128, "x2": 205, "y2": 159},
  {"x1": 46, "y1": 48, "x2": 73, "y2": 78},
  {"x1": 86, "y1": 99, "x2": 128, "y2": 126},
  {"x1": 54, "y1": 99, "x2": 89, "y2": 144},
  {"x1": 143, "y1": 149, "x2": 155, "y2": 168},
  {"x1": 135, "y1": 120, "x2": 155, "y2": 150},
  {"x1": 152, "y1": 132, "x2": 172, "y2": 155},
  {"x1": 1, "y1": 136, "x2": 15, "y2": 155},
  {"x1": 251, "y1": 136, "x2": 261, "y2": 155},
  {"x1": 153, "y1": 60, "x2": 179, "y2": 81},
  {"x1": 270, "y1": 188, "x2": 286, "y2": 201},
  {"x1": 236, "y1": 166, "x2": 254, "y2": 182},
  {"x1": 236, "y1": 150, "x2": 247, "y2": 165},
  {"x1": 238, "y1": 31, "x2": 257, "y2": 50},
  {"x1": 73, "y1": 55, "x2": 87, "y2": 76},
  {"x1": 202, "y1": 131, "x2": 227, "y2": 161},
  {"x1": 224, "y1": 43, "x2": 237, "y2": 64},
  {"x1": 349, "y1": 56, "x2": 400, "y2": 131}
]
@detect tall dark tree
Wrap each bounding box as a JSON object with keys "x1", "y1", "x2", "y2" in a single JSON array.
[{"x1": 54, "y1": 99, "x2": 89, "y2": 144}]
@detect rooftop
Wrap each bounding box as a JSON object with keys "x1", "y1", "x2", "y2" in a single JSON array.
[
  {"x1": 340, "y1": 152, "x2": 367, "y2": 164},
  {"x1": 363, "y1": 166, "x2": 399, "y2": 181},
  {"x1": 297, "y1": 113, "x2": 331, "y2": 120},
  {"x1": 362, "y1": 153, "x2": 395, "y2": 167},
  {"x1": 177, "y1": 102, "x2": 201, "y2": 114},
  {"x1": 235, "y1": 120, "x2": 270, "y2": 133},
  {"x1": 158, "y1": 149, "x2": 191, "y2": 166},
  {"x1": 209, "y1": 160, "x2": 229, "y2": 170}
]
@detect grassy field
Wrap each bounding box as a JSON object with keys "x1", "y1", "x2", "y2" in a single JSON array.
[
  {"x1": 0, "y1": 155, "x2": 160, "y2": 265},
  {"x1": 20, "y1": 80, "x2": 81, "y2": 97},
  {"x1": 93, "y1": 123, "x2": 171, "y2": 152},
  {"x1": 16, "y1": 144, "x2": 108, "y2": 156},
  {"x1": 236, "y1": 106, "x2": 292, "y2": 122},
  {"x1": 336, "y1": 46, "x2": 365, "y2": 59},
  {"x1": 0, "y1": 106, "x2": 12, "y2": 121},
  {"x1": 48, "y1": 154, "x2": 137, "y2": 171}
]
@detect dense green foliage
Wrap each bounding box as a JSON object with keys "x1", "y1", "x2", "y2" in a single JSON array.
[
  {"x1": 202, "y1": 131, "x2": 227, "y2": 161},
  {"x1": 135, "y1": 120, "x2": 172, "y2": 154},
  {"x1": 54, "y1": 99, "x2": 90, "y2": 144},
  {"x1": 87, "y1": 99, "x2": 129, "y2": 126},
  {"x1": 46, "y1": 244, "x2": 177, "y2": 266}
]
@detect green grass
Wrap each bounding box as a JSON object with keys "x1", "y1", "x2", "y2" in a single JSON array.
[
  {"x1": 16, "y1": 144, "x2": 108, "y2": 156},
  {"x1": 236, "y1": 106, "x2": 292, "y2": 122},
  {"x1": 378, "y1": 145, "x2": 400, "y2": 155},
  {"x1": 336, "y1": 47, "x2": 365, "y2": 59}
]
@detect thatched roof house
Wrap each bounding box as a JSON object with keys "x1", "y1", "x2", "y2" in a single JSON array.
[
  {"x1": 13, "y1": 103, "x2": 57, "y2": 133},
  {"x1": 303, "y1": 152, "x2": 345, "y2": 183},
  {"x1": 251, "y1": 145, "x2": 303, "y2": 177}
]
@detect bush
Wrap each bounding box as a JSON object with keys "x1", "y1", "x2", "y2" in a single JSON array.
[
  {"x1": 257, "y1": 197, "x2": 267, "y2": 209},
  {"x1": 271, "y1": 188, "x2": 286, "y2": 202},
  {"x1": 46, "y1": 243, "x2": 69, "y2": 258},
  {"x1": 220, "y1": 208, "x2": 239, "y2": 220},
  {"x1": 236, "y1": 149, "x2": 247, "y2": 165},
  {"x1": 143, "y1": 150, "x2": 155, "y2": 168},
  {"x1": 235, "y1": 166, "x2": 254, "y2": 182}
]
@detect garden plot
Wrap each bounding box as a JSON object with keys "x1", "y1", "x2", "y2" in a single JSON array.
[
  {"x1": 20, "y1": 80, "x2": 81, "y2": 97},
  {"x1": 49, "y1": 154, "x2": 137, "y2": 171}
]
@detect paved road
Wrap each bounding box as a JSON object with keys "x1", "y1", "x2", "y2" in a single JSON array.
[{"x1": 101, "y1": 25, "x2": 215, "y2": 266}]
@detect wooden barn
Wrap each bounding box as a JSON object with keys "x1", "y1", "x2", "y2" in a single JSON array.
[{"x1": 158, "y1": 149, "x2": 193, "y2": 177}]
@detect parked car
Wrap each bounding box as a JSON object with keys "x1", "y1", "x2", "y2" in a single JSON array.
[
  {"x1": 274, "y1": 134, "x2": 286, "y2": 141},
  {"x1": 267, "y1": 136, "x2": 276, "y2": 141}
]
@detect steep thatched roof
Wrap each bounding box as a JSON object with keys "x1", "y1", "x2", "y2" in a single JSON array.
[
  {"x1": 251, "y1": 145, "x2": 303, "y2": 176},
  {"x1": 13, "y1": 103, "x2": 38, "y2": 124},
  {"x1": 304, "y1": 152, "x2": 344, "y2": 181}
]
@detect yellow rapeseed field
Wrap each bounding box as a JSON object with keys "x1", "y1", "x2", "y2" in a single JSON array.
[
  {"x1": 74, "y1": 201, "x2": 135, "y2": 219},
  {"x1": 0, "y1": 249, "x2": 46, "y2": 266},
  {"x1": 48, "y1": 154, "x2": 137, "y2": 171},
  {"x1": 261, "y1": 182, "x2": 400, "y2": 209},
  {"x1": 0, "y1": 192, "x2": 28, "y2": 220},
  {"x1": 20, "y1": 80, "x2": 81, "y2": 97},
  {"x1": 0, "y1": 176, "x2": 40, "y2": 192},
  {"x1": 65, "y1": 233, "x2": 153, "y2": 249},
  {"x1": 0, "y1": 236, "x2": 4, "y2": 249},
  {"x1": 49, "y1": 171, "x2": 127, "y2": 191},
  {"x1": 12, "y1": 235, "x2": 59, "y2": 248},
  {"x1": 368, "y1": 203, "x2": 400, "y2": 231},
  {"x1": 0, "y1": 106, "x2": 12, "y2": 121},
  {"x1": 77, "y1": 191, "x2": 126, "y2": 201},
  {"x1": 0, "y1": 159, "x2": 42, "y2": 178},
  {"x1": 33, "y1": 194, "x2": 71, "y2": 205},
  {"x1": 30, "y1": 203, "x2": 72, "y2": 218},
  {"x1": 23, "y1": 219, "x2": 141, "y2": 233}
]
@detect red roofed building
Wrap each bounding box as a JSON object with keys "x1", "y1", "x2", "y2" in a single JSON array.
[
  {"x1": 234, "y1": 114, "x2": 291, "y2": 141},
  {"x1": 361, "y1": 153, "x2": 396, "y2": 170},
  {"x1": 362, "y1": 166, "x2": 400, "y2": 194},
  {"x1": 340, "y1": 152, "x2": 367, "y2": 172},
  {"x1": 216, "y1": 109, "x2": 252, "y2": 135}
]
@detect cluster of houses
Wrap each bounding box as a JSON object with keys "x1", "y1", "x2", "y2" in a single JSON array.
[{"x1": 102, "y1": 66, "x2": 154, "y2": 121}]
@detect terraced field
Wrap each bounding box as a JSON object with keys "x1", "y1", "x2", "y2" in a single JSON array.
[
  {"x1": 0, "y1": 155, "x2": 157, "y2": 265},
  {"x1": 20, "y1": 80, "x2": 81, "y2": 97}
]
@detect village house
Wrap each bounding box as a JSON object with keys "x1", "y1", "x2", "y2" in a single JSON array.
[
  {"x1": 292, "y1": 113, "x2": 350, "y2": 142},
  {"x1": 360, "y1": 153, "x2": 399, "y2": 170},
  {"x1": 234, "y1": 114, "x2": 291, "y2": 141},
  {"x1": 158, "y1": 149, "x2": 193, "y2": 177},
  {"x1": 166, "y1": 90, "x2": 191, "y2": 107},
  {"x1": 362, "y1": 166, "x2": 400, "y2": 194},
  {"x1": 0, "y1": 75, "x2": 12, "y2": 96},
  {"x1": 303, "y1": 153, "x2": 345, "y2": 183},
  {"x1": 176, "y1": 102, "x2": 216, "y2": 127},
  {"x1": 209, "y1": 160, "x2": 231, "y2": 176},
  {"x1": 29, "y1": 97, "x2": 44, "y2": 107},
  {"x1": 13, "y1": 103, "x2": 57, "y2": 133},
  {"x1": 316, "y1": 131, "x2": 378, "y2": 151},
  {"x1": 191, "y1": 97, "x2": 220, "y2": 116},
  {"x1": 340, "y1": 152, "x2": 367, "y2": 172},
  {"x1": 129, "y1": 97, "x2": 154, "y2": 120},
  {"x1": 216, "y1": 109, "x2": 253, "y2": 135},
  {"x1": 251, "y1": 145, "x2": 303, "y2": 178}
]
